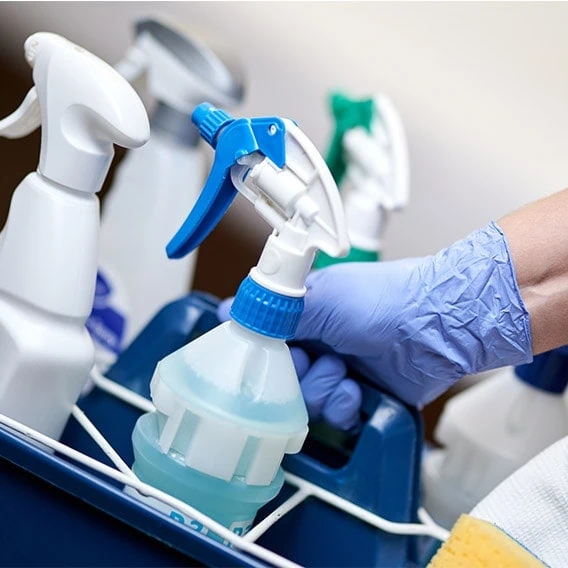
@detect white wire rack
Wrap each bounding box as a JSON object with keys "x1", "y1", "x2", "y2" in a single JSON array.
[{"x1": 0, "y1": 367, "x2": 449, "y2": 568}]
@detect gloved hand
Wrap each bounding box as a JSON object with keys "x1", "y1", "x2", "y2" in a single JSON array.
[{"x1": 221, "y1": 222, "x2": 533, "y2": 429}]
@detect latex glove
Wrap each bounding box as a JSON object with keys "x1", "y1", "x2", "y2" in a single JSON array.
[
  {"x1": 294, "y1": 221, "x2": 532, "y2": 411},
  {"x1": 217, "y1": 302, "x2": 362, "y2": 431},
  {"x1": 467, "y1": 435, "x2": 568, "y2": 567}
]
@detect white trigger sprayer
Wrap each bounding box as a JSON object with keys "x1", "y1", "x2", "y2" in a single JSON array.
[
  {"x1": 90, "y1": 18, "x2": 244, "y2": 369},
  {"x1": 0, "y1": 32, "x2": 150, "y2": 439},
  {"x1": 116, "y1": 17, "x2": 243, "y2": 110},
  {"x1": 316, "y1": 92, "x2": 409, "y2": 266},
  {"x1": 129, "y1": 103, "x2": 349, "y2": 536}
]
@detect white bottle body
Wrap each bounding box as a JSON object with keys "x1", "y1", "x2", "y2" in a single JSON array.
[
  {"x1": 422, "y1": 366, "x2": 568, "y2": 529},
  {"x1": 93, "y1": 128, "x2": 203, "y2": 368},
  {"x1": 0, "y1": 173, "x2": 97, "y2": 439}
]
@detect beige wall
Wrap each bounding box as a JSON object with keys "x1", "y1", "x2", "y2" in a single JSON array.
[{"x1": 1, "y1": 1, "x2": 568, "y2": 262}]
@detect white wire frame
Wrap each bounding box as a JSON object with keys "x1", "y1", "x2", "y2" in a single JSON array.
[{"x1": 0, "y1": 369, "x2": 449, "y2": 568}]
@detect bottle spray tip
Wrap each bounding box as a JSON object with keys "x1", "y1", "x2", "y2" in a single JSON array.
[{"x1": 191, "y1": 102, "x2": 233, "y2": 147}]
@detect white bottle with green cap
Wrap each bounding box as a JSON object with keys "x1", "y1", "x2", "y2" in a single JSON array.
[
  {"x1": 315, "y1": 91, "x2": 409, "y2": 267},
  {"x1": 129, "y1": 103, "x2": 349, "y2": 539},
  {"x1": 89, "y1": 18, "x2": 244, "y2": 370}
]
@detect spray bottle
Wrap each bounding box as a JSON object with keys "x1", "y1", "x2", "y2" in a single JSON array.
[
  {"x1": 89, "y1": 18, "x2": 244, "y2": 370},
  {"x1": 315, "y1": 92, "x2": 409, "y2": 267},
  {"x1": 422, "y1": 348, "x2": 568, "y2": 529},
  {"x1": 0, "y1": 32, "x2": 149, "y2": 439},
  {"x1": 129, "y1": 103, "x2": 349, "y2": 538}
]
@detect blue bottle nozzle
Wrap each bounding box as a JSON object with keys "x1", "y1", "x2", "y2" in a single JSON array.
[
  {"x1": 166, "y1": 103, "x2": 286, "y2": 260},
  {"x1": 192, "y1": 102, "x2": 233, "y2": 147}
]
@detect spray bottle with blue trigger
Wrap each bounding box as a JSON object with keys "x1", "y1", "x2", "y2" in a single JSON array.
[{"x1": 130, "y1": 103, "x2": 350, "y2": 537}]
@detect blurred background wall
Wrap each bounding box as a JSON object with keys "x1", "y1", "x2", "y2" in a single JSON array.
[{"x1": 1, "y1": 1, "x2": 567, "y2": 431}]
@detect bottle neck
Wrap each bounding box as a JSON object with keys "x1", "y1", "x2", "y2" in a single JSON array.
[
  {"x1": 0, "y1": 172, "x2": 99, "y2": 319},
  {"x1": 228, "y1": 319, "x2": 284, "y2": 345},
  {"x1": 230, "y1": 274, "x2": 305, "y2": 340},
  {"x1": 150, "y1": 102, "x2": 200, "y2": 147}
]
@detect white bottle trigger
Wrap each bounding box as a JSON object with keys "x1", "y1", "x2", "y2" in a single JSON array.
[
  {"x1": 1, "y1": 32, "x2": 149, "y2": 193},
  {"x1": 320, "y1": 92, "x2": 409, "y2": 261}
]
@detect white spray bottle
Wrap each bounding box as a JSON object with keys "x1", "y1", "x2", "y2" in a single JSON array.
[
  {"x1": 315, "y1": 92, "x2": 409, "y2": 267},
  {"x1": 0, "y1": 32, "x2": 149, "y2": 439},
  {"x1": 422, "y1": 349, "x2": 568, "y2": 529},
  {"x1": 129, "y1": 103, "x2": 349, "y2": 538},
  {"x1": 90, "y1": 18, "x2": 244, "y2": 370}
]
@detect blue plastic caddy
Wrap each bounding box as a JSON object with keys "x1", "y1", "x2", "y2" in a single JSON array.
[{"x1": 0, "y1": 292, "x2": 429, "y2": 567}]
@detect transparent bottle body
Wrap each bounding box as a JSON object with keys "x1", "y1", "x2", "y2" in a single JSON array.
[{"x1": 132, "y1": 320, "x2": 308, "y2": 536}]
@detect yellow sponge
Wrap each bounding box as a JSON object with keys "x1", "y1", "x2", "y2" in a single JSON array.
[{"x1": 428, "y1": 514, "x2": 546, "y2": 568}]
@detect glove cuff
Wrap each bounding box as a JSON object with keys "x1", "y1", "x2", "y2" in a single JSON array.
[{"x1": 402, "y1": 221, "x2": 533, "y2": 388}]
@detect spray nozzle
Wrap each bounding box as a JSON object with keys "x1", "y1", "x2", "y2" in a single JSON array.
[
  {"x1": 168, "y1": 103, "x2": 349, "y2": 298},
  {"x1": 166, "y1": 103, "x2": 287, "y2": 259},
  {"x1": 327, "y1": 92, "x2": 410, "y2": 212},
  {"x1": 115, "y1": 17, "x2": 244, "y2": 114},
  {"x1": 191, "y1": 103, "x2": 234, "y2": 147},
  {"x1": 0, "y1": 32, "x2": 150, "y2": 194}
]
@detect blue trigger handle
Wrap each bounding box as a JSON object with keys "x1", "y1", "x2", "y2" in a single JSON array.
[{"x1": 166, "y1": 103, "x2": 289, "y2": 259}]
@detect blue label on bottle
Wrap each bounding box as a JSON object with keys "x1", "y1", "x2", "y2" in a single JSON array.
[
  {"x1": 124, "y1": 486, "x2": 253, "y2": 547},
  {"x1": 86, "y1": 271, "x2": 126, "y2": 355}
]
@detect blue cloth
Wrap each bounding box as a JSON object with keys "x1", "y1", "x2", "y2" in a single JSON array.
[{"x1": 220, "y1": 222, "x2": 533, "y2": 429}]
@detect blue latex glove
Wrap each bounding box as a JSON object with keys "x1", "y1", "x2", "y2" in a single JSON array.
[
  {"x1": 295, "y1": 221, "x2": 532, "y2": 413},
  {"x1": 221, "y1": 222, "x2": 533, "y2": 429}
]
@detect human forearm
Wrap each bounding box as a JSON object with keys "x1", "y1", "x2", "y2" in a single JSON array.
[{"x1": 499, "y1": 189, "x2": 568, "y2": 354}]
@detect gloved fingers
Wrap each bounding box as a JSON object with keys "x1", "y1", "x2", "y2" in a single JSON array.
[
  {"x1": 322, "y1": 377, "x2": 362, "y2": 431},
  {"x1": 294, "y1": 267, "x2": 349, "y2": 347},
  {"x1": 290, "y1": 346, "x2": 311, "y2": 379},
  {"x1": 300, "y1": 353, "x2": 362, "y2": 429},
  {"x1": 216, "y1": 297, "x2": 234, "y2": 322},
  {"x1": 300, "y1": 354, "x2": 347, "y2": 421}
]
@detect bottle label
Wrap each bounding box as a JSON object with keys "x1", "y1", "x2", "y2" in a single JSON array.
[
  {"x1": 124, "y1": 487, "x2": 253, "y2": 545},
  {"x1": 86, "y1": 271, "x2": 126, "y2": 357}
]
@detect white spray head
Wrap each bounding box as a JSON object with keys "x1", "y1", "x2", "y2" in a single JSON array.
[
  {"x1": 0, "y1": 32, "x2": 150, "y2": 194},
  {"x1": 168, "y1": 105, "x2": 349, "y2": 299},
  {"x1": 116, "y1": 17, "x2": 244, "y2": 113},
  {"x1": 342, "y1": 94, "x2": 410, "y2": 212},
  {"x1": 232, "y1": 121, "x2": 350, "y2": 296}
]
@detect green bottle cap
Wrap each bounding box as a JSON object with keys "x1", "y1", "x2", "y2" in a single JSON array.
[
  {"x1": 325, "y1": 92, "x2": 375, "y2": 185},
  {"x1": 314, "y1": 246, "x2": 380, "y2": 269}
]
